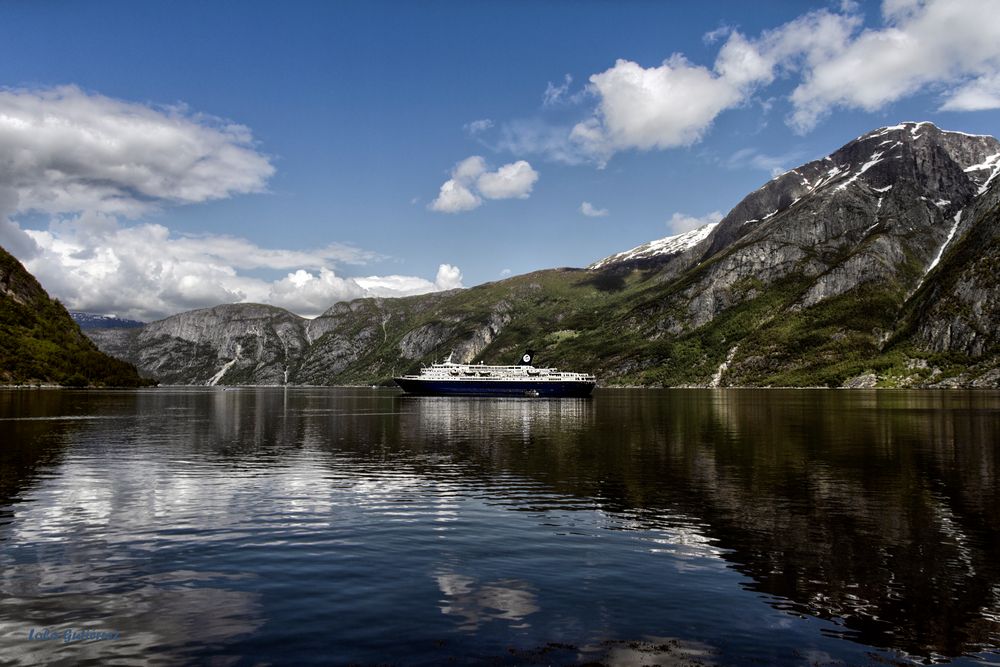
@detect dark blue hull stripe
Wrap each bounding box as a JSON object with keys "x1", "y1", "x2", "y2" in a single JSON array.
[{"x1": 394, "y1": 378, "x2": 595, "y2": 397}]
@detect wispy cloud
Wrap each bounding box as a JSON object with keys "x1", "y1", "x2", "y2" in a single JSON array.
[
  {"x1": 464, "y1": 118, "x2": 494, "y2": 135},
  {"x1": 494, "y1": 118, "x2": 592, "y2": 166},
  {"x1": 940, "y1": 72, "x2": 1000, "y2": 111},
  {"x1": 667, "y1": 211, "x2": 723, "y2": 234},
  {"x1": 542, "y1": 74, "x2": 574, "y2": 107},
  {"x1": 702, "y1": 25, "x2": 733, "y2": 45},
  {"x1": 725, "y1": 148, "x2": 805, "y2": 177},
  {"x1": 580, "y1": 201, "x2": 609, "y2": 217}
]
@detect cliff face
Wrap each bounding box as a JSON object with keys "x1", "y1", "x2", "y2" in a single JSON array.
[
  {"x1": 616, "y1": 121, "x2": 1000, "y2": 387},
  {"x1": 894, "y1": 175, "x2": 1000, "y2": 386},
  {"x1": 0, "y1": 245, "x2": 150, "y2": 386},
  {"x1": 85, "y1": 122, "x2": 1000, "y2": 388},
  {"x1": 630, "y1": 123, "x2": 994, "y2": 333},
  {"x1": 90, "y1": 304, "x2": 310, "y2": 385},
  {"x1": 86, "y1": 270, "x2": 611, "y2": 386}
]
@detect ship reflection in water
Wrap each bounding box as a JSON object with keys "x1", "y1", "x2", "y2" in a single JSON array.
[
  {"x1": 400, "y1": 394, "x2": 594, "y2": 441},
  {"x1": 0, "y1": 387, "x2": 998, "y2": 665}
]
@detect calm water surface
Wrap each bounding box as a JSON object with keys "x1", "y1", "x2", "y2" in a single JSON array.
[{"x1": 0, "y1": 388, "x2": 998, "y2": 666}]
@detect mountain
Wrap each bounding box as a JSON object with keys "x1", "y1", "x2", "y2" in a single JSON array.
[
  {"x1": 70, "y1": 312, "x2": 144, "y2": 330},
  {"x1": 86, "y1": 122, "x2": 1000, "y2": 388},
  {"x1": 888, "y1": 150, "x2": 1000, "y2": 385},
  {"x1": 89, "y1": 303, "x2": 311, "y2": 385},
  {"x1": 606, "y1": 121, "x2": 1000, "y2": 387},
  {"x1": 0, "y1": 245, "x2": 152, "y2": 387}
]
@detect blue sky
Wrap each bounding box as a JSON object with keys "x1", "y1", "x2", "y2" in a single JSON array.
[{"x1": 1, "y1": 0, "x2": 998, "y2": 319}]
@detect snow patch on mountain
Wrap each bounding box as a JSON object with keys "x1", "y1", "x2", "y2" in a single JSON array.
[
  {"x1": 835, "y1": 151, "x2": 885, "y2": 192},
  {"x1": 963, "y1": 152, "x2": 1000, "y2": 195},
  {"x1": 862, "y1": 121, "x2": 932, "y2": 141},
  {"x1": 590, "y1": 223, "x2": 718, "y2": 270},
  {"x1": 918, "y1": 211, "x2": 964, "y2": 291}
]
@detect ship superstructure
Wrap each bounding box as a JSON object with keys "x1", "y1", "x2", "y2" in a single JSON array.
[{"x1": 393, "y1": 351, "x2": 596, "y2": 397}]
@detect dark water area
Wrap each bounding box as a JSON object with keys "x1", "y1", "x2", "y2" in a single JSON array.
[{"x1": 0, "y1": 387, "x2": 998, "y2": 666}]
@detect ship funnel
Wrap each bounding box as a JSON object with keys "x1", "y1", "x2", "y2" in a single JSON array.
[{"x1": 518, "y1": 350, "x2": 535, "y2": 366}]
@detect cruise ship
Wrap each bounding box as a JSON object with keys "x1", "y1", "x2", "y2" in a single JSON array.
[{"x1": 393, "y1": 351, "x2": 596, "y2": 397}]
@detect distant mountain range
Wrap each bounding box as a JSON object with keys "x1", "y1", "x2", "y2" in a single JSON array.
[
  {"x1": 20, "y1": 121, "x2": 1000, "y2": 387},
  {"x1": 70, "y1": 312, "x2": 145, "y2": 330},
  {"x1": 0, "y1": 247, "x2": 152, "y2": 386}
]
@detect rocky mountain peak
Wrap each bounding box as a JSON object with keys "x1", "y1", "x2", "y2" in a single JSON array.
[
  {"x1": 702, "y1": 121, "x2": 1000, "y2": 259},
  {"x1": 589, "y1": 122, "x2": 1000, "y2": 272},
  {"x1": 857, "y1": 122, "x2": 1000, "y2": 182}
]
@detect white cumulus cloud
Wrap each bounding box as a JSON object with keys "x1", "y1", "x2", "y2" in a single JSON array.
[
  {"x1": 785, "y1": 0, "x2": 1000, "y2": 130},
  {"x1": 0, "y1": 86, "x2": 462, "y2": 320},
  {"x1": 570, "y1": 56, "x2": 748, "y2": 164},
  {"x1": 476, "y1": 160, "x2": 538, "y2": 199},
  {"x1": 267, "y1": 268, "x2": 367, "y2": 316},
  {"x1": 429, "y1": 179, "x2": 482, "y2": 213},
  {"x1": 0, "y1": 85, "x2": 274, "y2": 217},
  {"x1": 567, "y1": 8, "x2": 862, "y2": 161},
  {"x1": 15, "y1": 214, "x2": 463, "y2": 320},
  {"x1": 453, "y1": 155, "x2": 488, "y2": 182},
  {"x1": 434, "y1": 263, "x2": 464, "y2": 290},
  {"x1": 429, "y1": 156, "x2": 538, "y2": 213},
  {"x1": 496, "y1": 0, "x2": 1000, "y2": 163},
  {"x1": 580, "y1": 201, "x2": 609, "y2": 217},
  {"x1": 940, "y1": 72, "x2": 1000, "y2": 111}
]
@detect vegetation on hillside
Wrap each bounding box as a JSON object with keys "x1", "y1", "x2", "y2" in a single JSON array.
[
  {"x1": 295, "y1": 231, "x2": 997, "y2": 389},
  {"x1": 0, "y1": 246, "x2": 154, "y2": 387}
]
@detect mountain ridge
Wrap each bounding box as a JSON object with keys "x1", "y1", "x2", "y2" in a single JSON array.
[{"x1": 70, "y1": 312, "x2": 145, "y2": 330}]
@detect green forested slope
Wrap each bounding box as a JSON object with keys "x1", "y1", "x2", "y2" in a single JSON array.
[{"x1": 1, "y1": 245, "x2": 152, "y2": 386}]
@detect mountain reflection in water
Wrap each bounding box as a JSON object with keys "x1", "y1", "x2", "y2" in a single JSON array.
[{"x1": 0, "y1": 387, "x2": 997, "y2": 665}]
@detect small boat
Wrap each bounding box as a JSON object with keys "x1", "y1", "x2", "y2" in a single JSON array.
[{"x1": 393, "y1": 350, "x2": 596, "y2": 397}]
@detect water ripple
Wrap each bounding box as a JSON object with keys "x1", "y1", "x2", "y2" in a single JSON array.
[{"x1": 0, "y1": 387, "x2": 997, "y2": 665}]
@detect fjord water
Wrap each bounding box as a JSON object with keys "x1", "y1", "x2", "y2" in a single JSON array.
[{"x1": 1, "y1": 389, "x2": 998, "y2": 666}]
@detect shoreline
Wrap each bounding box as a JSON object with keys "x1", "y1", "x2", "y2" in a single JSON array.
[{"x1": 3, "y1": 383, "x2": 996, "y2": 391}]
